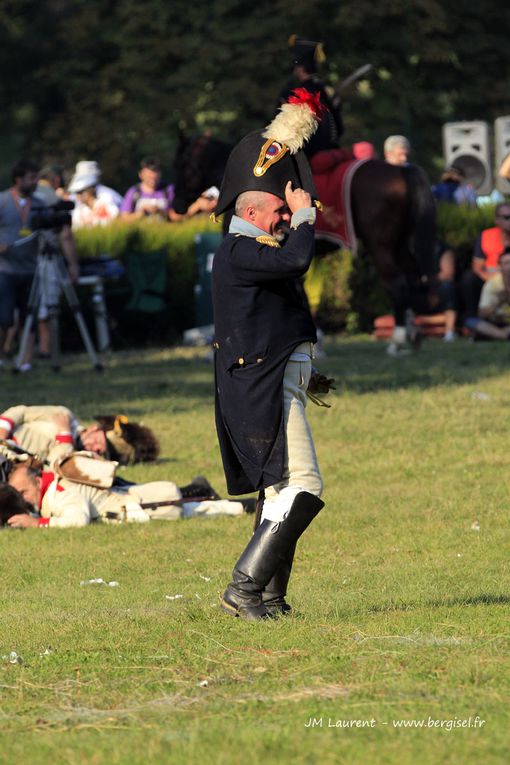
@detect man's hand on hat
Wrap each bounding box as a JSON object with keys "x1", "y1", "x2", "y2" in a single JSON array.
[{"x1": 285, "y1": 181, "x2": 311, "y2": 213}]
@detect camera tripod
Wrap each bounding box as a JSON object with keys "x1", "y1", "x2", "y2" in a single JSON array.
[{"x1": 14, "y1": 230, "x2": 103, "y2": 373}]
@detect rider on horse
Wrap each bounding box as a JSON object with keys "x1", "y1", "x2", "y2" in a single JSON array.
[{"x1": 278, "y1": 37, "x2": 343, "y2": 158}]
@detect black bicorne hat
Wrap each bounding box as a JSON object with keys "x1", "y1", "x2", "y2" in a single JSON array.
[
  {"x1": 289, "y1": 35, "x2": 326, "y2": 73},
  {"x1": 214, "y1": 89, "x2": 325, "y2": 217}
]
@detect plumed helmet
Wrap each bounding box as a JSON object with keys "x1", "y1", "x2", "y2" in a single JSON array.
[{"x1": 214, "y1": 89, "x2": 325, "y2": 217}]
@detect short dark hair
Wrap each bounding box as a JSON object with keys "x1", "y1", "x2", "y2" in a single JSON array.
[
  {"x1": 8, "y1": 457, "x2": 43, "y2": 479},
  {"x1": 495, "y1": 203, "x2": 510, "y2": 216},
  {"x1": 0, "y1": 483, "x2": 32, "y2": 527},
  {"x1": 11, "y1": 159, "x2": 40, "y2": 184},
  {"x1": 140, "y1": 156, "x2": 161, "y2": 172}
]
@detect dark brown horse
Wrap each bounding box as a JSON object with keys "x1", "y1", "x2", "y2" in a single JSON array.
[
  {"x1": 336, "y1": 157, "x2": 436, "y2": 351},
  {"x1": 173, "y1": 135, "x2": 436, "y2": 351}
]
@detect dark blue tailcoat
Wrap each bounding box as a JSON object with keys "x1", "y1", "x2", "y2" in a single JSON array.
[{"x1": 212, "y1": 224, "x2": 317, "y2": 495}]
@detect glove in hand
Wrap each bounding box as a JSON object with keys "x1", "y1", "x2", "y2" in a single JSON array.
[{"x1": 306, "y1": 369, "x2": 336, "y2": 407}]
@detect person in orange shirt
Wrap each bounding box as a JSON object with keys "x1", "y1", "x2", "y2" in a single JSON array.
[{"x1": 461, "y1": 203, "x2": 510, "y2": 324}]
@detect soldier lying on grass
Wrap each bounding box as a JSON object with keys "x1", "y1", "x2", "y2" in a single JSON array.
[
  {"x1": 0, "y1": 405, "x2": 159, "y2": 468},
  {"x1": 0, "y1": 457, "x2": 255, "y2": 528}
]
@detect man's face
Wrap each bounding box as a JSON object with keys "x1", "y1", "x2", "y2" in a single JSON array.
[
  {"x1": 385, "y1": 147, "x2": 409, "y2": 166},
  {"x1": 9, "y1": 469, "x2": 41, "y2": 510},
  {"x1": 15, "y1": 171, "x2": 39, "y2": 197},
  {"x1": 139, "y1": 167, "x2": 161, "y2": 190},
  {"x1": 252, "y1": 194, "x2": 291, "y2": 236},
  {"x1": 76, "y1": 187, "x2": 97, "y2": 207},
  {"x1": 80, "y1": 424, "x2": 108, "y2": 455},
  {"x1": 496, "y1": 206, "x2": 510, "y2": 234}
]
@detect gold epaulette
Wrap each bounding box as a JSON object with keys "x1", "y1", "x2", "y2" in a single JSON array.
[{"x1": 255, "y1": 235, "x2": 281, "y2": 248}]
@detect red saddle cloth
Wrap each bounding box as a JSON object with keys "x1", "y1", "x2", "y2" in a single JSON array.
[{"x1": 310, "y1": 149, "x2": 367, "y2": 252}]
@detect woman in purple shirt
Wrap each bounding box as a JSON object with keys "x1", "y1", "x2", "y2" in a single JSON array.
[{"x1": 120, "y1": 157, "x2": 174, "y2": 222}]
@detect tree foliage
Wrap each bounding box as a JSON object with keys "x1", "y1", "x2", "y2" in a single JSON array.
[{"x1": 0, "y1": 0, "x2": 509, "y2": 187}]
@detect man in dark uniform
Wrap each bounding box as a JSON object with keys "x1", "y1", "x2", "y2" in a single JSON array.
[
  {"x1": 212, "y1": 91, "x2": 326, "y2": 620},
  {"x1": 278, "y1": 37, "x2": 343, "y2": 157}
]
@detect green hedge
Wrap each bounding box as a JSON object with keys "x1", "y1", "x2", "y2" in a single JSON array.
[{"x1": 71, "y1": 205, "x2": 502, "y2": 338}]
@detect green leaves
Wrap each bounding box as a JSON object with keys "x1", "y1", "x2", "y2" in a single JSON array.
[{"x1": 1, "y1": 0, "x2": 509, "y2": 187}]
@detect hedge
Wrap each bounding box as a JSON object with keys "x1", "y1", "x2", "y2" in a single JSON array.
[
  {"x1": 73, "y1": 216, "x2": 218, "y2": 340},
  {"x1": 70, "y1": 204, "x2": 502, "y2": 340}
]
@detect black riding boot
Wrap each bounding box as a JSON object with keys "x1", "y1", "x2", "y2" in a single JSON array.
[
  {"x1": 221, "y1": 491, "x2": 324, "y2": 621},
  {"x1": 262, "y1": 542, "x2": 296, "y2": 616}
]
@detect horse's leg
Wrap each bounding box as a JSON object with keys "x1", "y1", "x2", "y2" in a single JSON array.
[{"x1": 371, "y1": 251, "x2": 417, "y2": 355}]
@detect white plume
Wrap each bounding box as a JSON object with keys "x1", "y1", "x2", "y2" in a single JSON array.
[{"x1": 262, "y1": 103, "x2": 319, "y2": 154}]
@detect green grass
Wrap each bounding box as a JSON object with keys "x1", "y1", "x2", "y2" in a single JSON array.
[{"x1": 0, "y1": 337, "x2": 509, "y2": 764}]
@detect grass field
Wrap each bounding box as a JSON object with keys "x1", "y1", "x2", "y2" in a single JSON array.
[{"x1": 1, "y1": 337, "x2": 509, "y2": 765}]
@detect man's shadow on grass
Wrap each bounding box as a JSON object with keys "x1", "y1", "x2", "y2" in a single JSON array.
[{"x1": 366, "y1": 593, "x2": 510, "y2": 613}]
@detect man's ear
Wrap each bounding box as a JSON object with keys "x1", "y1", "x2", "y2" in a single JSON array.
[{"x1": 247, "y1": 205, "x2": 256, "y2": 220}]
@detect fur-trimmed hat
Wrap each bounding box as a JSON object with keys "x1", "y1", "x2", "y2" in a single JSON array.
[
  {"x1": 94, "y1": 415, "x2": 160, "y2": 465},
  {"x1": 214, "y1": 89, "x2": 324, "y2": 217}
]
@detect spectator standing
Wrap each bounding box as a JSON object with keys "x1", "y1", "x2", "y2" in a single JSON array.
[
  {"x1": 0, "y1": 160, "x2": 40, "y2": 370},
  {"x1": 0, "y1": 160, "x2": 76, "y2": 371},
  {"x1": 384, "y1": 135, "x2": 410, "y2": 166},
  {"x1": 120, "y1": 157, "x2": 174, "y2": 221}
]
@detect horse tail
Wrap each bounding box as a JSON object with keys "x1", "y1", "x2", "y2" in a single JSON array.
[{"x1": 402, "y1": 164, "x2": 437, "y2": 279}]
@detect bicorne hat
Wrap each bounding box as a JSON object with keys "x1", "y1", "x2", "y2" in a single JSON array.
[
  {"x1": 288, "y1": 35, "x2": 326, "y2": 74},
  {"x1": 214, "y1": 89, "x2": 325, "y2": 217}
]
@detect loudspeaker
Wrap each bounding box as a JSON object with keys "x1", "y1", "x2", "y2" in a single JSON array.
[
  {"x1": 442, "y1": 121, "x2": 492, "y2": 195},
  {"x1": 494, "y1": 116, "x2": 510, "y2": 194}
]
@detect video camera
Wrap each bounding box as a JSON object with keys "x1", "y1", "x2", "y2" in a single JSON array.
[{"x1": 31, "y1": 200, "x2": 74, "y2": 231}]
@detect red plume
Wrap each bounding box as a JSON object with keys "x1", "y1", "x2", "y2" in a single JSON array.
[{"x1": 288, "y1": 88, "x2": 327, "y2": 121}]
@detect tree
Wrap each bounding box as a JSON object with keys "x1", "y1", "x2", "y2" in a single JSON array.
[{"x1": 0, "y1": 0, "x2": 508, "y2": 187}]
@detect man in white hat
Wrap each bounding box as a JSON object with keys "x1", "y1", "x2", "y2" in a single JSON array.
[{"x1": 68, "y1": 161, "x2": 122, "y2": 228}]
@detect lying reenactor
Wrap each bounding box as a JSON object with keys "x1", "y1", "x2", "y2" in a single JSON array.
[
  {"x1": 0, "y1": 406, "x2": 159, "y2": 468},
  {"x1": 0, "y1": 483, "x2": 34, "y2": 527},
  {"x1": 2, "y1": 458, "x2": 255, "y2": 528}
]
